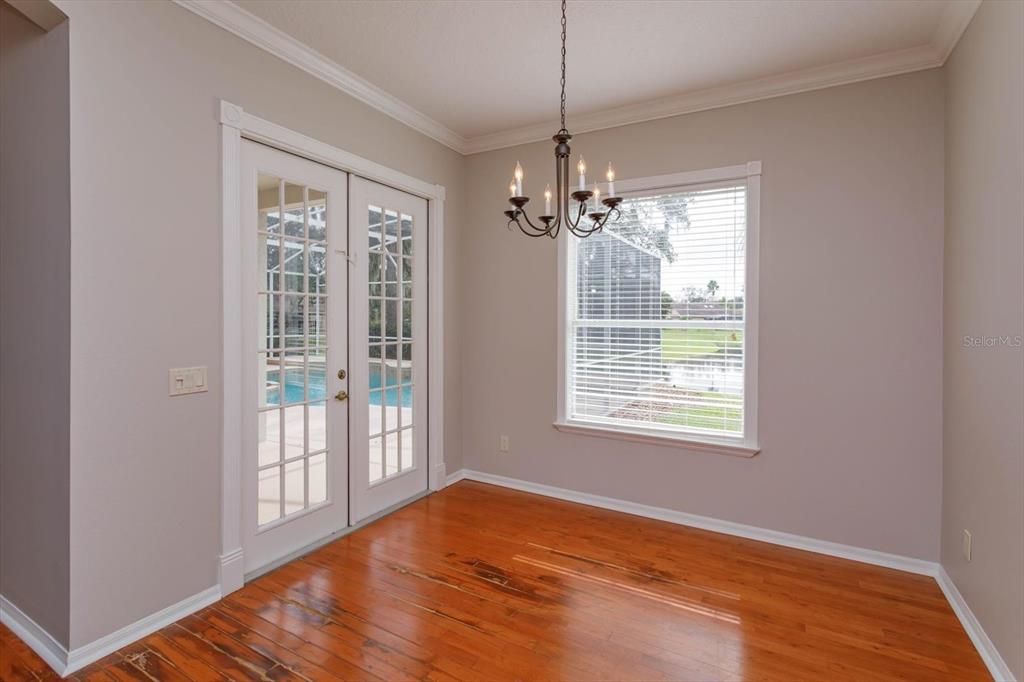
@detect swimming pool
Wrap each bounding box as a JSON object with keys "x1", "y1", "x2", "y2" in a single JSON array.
[{"x1": 267, "y1": 368, "x2": 412, "y2": 407}]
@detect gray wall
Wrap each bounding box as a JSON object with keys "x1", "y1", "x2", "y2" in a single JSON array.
[
  {"x1": 462, "y1": 70, "x2": 945, "y2": 561},
  {"x1": 0, "y1": 1, "x2": 71, "y2": 648},
  {"x1": 57, "y1": 0, "x2": 464, "y2": 649},
  {"x1": 942, "y1": 0, "x2": 1024, "y2": 678}
]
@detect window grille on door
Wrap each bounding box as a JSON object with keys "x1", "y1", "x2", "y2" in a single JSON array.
[
  {"x1": 256, "y1": 178, "x2": 331, "y2": 525},
  {"x1": 366, "y1": 205, "x2": 417, "y2": 483}
]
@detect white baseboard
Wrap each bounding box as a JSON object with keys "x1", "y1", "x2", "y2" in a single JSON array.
[
  {"x1": 2, "y1": 585, "x2": 221, "y2": 677},
  {"x1": 219, "y1": 548, "x2": 245, "y2": 596},
  {"x1": 64, "y1": 585, "x2": 221, "y2": 675},
  {"x1": 452, "y1": 469, "x2": 937, "y2": 574},
  {"x1": 0, "y1": 595, "x2": 68, "y2": 674},
  {"x1": 936, "y1": 567, "x2": 1017, "y2": 681},
  {"x1": 444, "y1": 468, "x2": 466, "y2": 487},
  {"x1": 447, "y1": 468, "x2": 1016, "y2": 681}
]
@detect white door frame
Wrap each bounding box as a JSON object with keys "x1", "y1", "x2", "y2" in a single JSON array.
[{"x1": 218, "y1": 100, "x2": 446, "y2": 595}]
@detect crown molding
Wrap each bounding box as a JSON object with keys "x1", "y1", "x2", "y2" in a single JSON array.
[
  {"x1": 6, "y1": 0, "x2": 66, "y2": 31},
  {"x1": 172, "y1": 0, "x2": 469, "y2": 154},
  {"x1": 464, "y1": 44, "x2": 944, "y2": 153},
  {"x1": 933, "y1": 0, "x2": 982, "y2": 62},
  {"x1": 463, "y1": 0, "x2": 980, "y2": 154},
  {"x1": 175, "y1": 0, "x2": 980, "y2": 157}
]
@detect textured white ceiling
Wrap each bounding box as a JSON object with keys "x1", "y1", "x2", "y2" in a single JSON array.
[{"x1": 234, "y1": 0, "x2": 960, "y2": 140}]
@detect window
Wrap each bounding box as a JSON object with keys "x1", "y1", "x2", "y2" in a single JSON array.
[{"x1": 557, "y1": 163, "x2": 760, "y2": 454}]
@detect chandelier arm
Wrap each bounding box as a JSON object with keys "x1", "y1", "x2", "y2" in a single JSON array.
[
  {"x1": 589, "y1": 205, "x2": 622, "y2": 233},
  {"x1": 514, "y1": 207, "x2": 550, "y2": 234},
  {"x1": 564, "y1": 197, "x2": 588, "y2": 231},
  {"x1": 510, "y1": 217, "x2": 552, "y2": 238},
  {"x1": 509, "y1": 208, "x2": 555, "y2": 238},
  {"x1": 517, "y1": 221, "x2": 555, "y2": 238},
  {"x1": 567, "y1": 219, "x2": 603, "y2": 238}
]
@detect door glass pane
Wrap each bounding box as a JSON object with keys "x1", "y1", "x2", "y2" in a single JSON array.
[
  {"x1": 309, "y1": 453, "x2": 327, "y2": 505},
  {"x1": 308, "y1": 401, "x2": 326, "y2": 452},
  {"x1": 283, "y1": 294, "x2": 306, "y2": 348},
  {"x1": 255, "y1": 173, "x2": 331, "y2": 527},
  {"x1": 385, "y1": 432, "x2": 399, "y2": 477},
  {"x1": 367, "y1": 204, "x2": 416, "y2": 484},
  {"x1": 281, "y1": 351, "x2": 305, "y2": 405},
  {"x1": 309, "y1": 242, "x2": 326, "y2": 294},
  {"x1": 369, "y1": 436, "x2": 383, "y2": 484},
  {"x1": 308, "y1": 189, "x2": 327, "y2": 242},
  {"x1": 258, "y1": 466, "x2": 281, "y2": 525},
  {"x1": 385, "y1": 210, "x2": 399, "y2": 254},
  {"x1": 257, "y1": 409, "x2": 280, "y2": 467},
  {"x1": 284, "y1": 459, "x2": 305, "y2": 516},
  {"x1": 283, "y1": 183, "x2": 305, "y2": 238},
  {"x1": 400, "y1": 428, "x2": 414, "y2": 471},
  {"x1": 284, "y1": 404, "x2": 304, "y2": 460},
  {"x1": 401, "y1": 215, "x2": 413, "y2": 255}
]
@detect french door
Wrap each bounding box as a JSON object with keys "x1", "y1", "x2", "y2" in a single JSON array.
[
  {"x1": 240, "y1": 142, "x2": 430, "y2": 574},
  {"x1": 240, "y1": 141, "x2": 349, "y2": 573},
  {"x1": 349, "y1": 177, "x2": 428, "y2": 522}
]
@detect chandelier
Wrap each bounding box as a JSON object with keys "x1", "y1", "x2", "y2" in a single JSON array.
[{"x1": 503, "y1": 0, "x2": 622, "y2": 239}]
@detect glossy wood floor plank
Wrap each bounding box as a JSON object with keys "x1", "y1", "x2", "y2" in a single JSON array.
[{"x1": 0, "y1": 481, "x2": 990, "y2": 680}]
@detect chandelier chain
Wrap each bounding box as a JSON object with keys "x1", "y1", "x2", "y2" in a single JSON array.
[{"x1": 559, "y1": 0, "x2": 567, "y2": 133}]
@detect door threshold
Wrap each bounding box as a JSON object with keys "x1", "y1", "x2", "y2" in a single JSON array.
[{"x1": 244, "y1": 489, "x2": 432, "y2": 582}]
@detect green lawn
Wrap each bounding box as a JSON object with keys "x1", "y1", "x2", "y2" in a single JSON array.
[
  {"x1": 660, "y1": 328, "x2": 743, "y2": 363},
  {"x1": 663, "y1": 391, "x2": 743, "y2": 432},
  {"x1": 658, "y1": 328, "x2": 743, "y2": 432}
]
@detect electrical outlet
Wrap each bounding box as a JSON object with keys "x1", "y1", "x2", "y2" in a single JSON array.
[
  {"x1": 962, "y1": 530, "x2": 972, "y2": 562},
  {"x1": 499, "y1": 435, "x2": 510, "y2": 453}
]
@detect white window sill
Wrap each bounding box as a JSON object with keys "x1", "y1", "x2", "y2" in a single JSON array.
[{"x1": 552, "y1": 420, "x2": 760, "y2": 458}]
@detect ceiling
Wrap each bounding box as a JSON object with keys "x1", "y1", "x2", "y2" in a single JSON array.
[{"x1": 188, "y1": 0, "x2": 980, "y2": 154}]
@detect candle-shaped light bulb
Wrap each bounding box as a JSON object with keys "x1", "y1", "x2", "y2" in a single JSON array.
[
  {"x1": 513, "y1": 161, "x2": 523, "y2": 196},
  {"x1": 606, "y1": 163, "x2": 616, "y2": 197},
  {"x1": 593, "y1": 182, "x2": 601, "y2": 211},
  {"x1": 544, "y1": 184, "x2": 552, "y2": 215},
  {"x1": 509, "y1": 180, "x2": 516, "y2": 198},
  {"x1": 577, "y1": 156, "x2": 586, "y2": 191}
]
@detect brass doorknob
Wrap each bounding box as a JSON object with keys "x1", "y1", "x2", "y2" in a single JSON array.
[{"x1": 334, "y1": 390, "x2": 348, "y2": 401}]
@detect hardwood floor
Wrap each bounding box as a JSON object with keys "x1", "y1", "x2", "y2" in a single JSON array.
[{"x1": 1, "y1": 480, "x2": 989, "y2": 681}]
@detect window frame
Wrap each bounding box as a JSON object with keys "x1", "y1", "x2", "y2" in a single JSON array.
[{"x1": 555, "y1": 161, "x2": 761, "y2": 457}]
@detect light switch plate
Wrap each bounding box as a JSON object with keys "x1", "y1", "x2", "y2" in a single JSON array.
[{"x1": 169, "y1": 366, "x2": 208, "y2": 396}]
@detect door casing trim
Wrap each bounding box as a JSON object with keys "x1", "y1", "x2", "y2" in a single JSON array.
[{"x1": 219, "y1": 100, "x2": 446, "y2": 595}]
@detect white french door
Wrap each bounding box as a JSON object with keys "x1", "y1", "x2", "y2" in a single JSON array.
[
  {"x1": 349, "y1": 177, "x2": 429, "y2": 522},
  {"x1": 240, "y1": 141, "x2": 349, "y2": 573}
]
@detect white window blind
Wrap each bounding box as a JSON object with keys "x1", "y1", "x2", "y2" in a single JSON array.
[{"x1": 569, "y1": 181, "x2": 748, "y2": 442}]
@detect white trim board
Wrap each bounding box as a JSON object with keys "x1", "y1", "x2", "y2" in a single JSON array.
[
  {"x1": 448, "y1": 469, "x2": 936, "y2": 574},
  {"x1": 936, "y1": 568, "x2": 1018, "y2": 682},
  {"x1": 0, "y1": 595, "x2": 68, "y2": 674},
  {"x1": 1, "y1": 586, "x2": 220, "y2": 677},
  {"x1": 556, "y1": 162, "x2": 761, "y2": 457},
  {"x1": 174, "y1": 0, "x2": 466, "y2": 153},
  {"x1": 444, "y1": 468, "x2": 1016, "y2": 682},
  {"x1": 174, "y1": 0, "x2": 979, "y2": 155}
]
